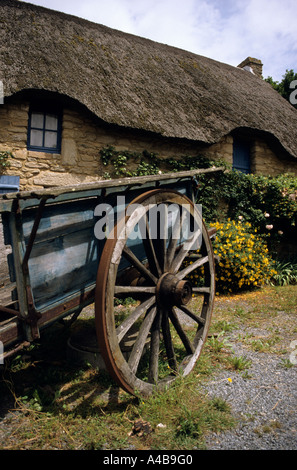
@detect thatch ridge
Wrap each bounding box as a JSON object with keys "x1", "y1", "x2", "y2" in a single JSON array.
[{"x1": 1, "y1": 0, "x2": 297, "y2": 159}]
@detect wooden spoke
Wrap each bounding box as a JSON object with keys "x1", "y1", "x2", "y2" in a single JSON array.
[
  {"x1": 116, "y1": 296, "x2": 156, "y2": 342},
  {"x1": 148, "y1": 309, "x2": 162, "y2": 384},
  {"x1": 192, "y1": 287, "x2": 211, "y2": 294},
  {"x1": 177, "y1": 255, "x2": 209, "y2": 279},
  {"x1": 177, "y1": 304, "x2": 206, "y2": 326},
  {"x1": 114, "y1": 285, "x2": 156, "y2": 294},
  {"x1": 166, "y1": 207, "x2": 184, "y2": 270},
  {"x1": 128, "y1": 306, "x2": 157, "y2": 375},
  {"x1": 158, "y1": 206, "x2": 168, "y2": 272},
  {"x1": 169, "y1": 308, "x2": 195, "y2": 355},
  {"x1": 170, "y1": 231, "x2": 202, "y2": 274},
  {"x1": 122, "y1": 245, "x2": 158, "y2": 284},
  {"x1": 143, "y1": 213, "x2": 162, "y2": 277},
  {"x1": 161, "y1": 309, "x2": 178, "y2": 371},
  {"x1": 95, "y1": 188, "x2": 215, "y2": 397}
]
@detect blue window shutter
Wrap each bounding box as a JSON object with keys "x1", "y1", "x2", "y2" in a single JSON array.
[
  {"x1": 233, "y1": 139, "x2": 251, "y2": 174},
  {"x1": 0, "y1": 175, "x2": 20, "y2": 193}
]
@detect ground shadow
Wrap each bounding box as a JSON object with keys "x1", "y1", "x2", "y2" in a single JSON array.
[{"x1": 0, "y1": 317, "x2": 137, "y2": 422}]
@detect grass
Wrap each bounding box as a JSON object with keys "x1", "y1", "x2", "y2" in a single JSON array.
[
  {"x1": 0, "y1": 284, "x2": 296, "y2": 450},
  {"x1": 270, "y1": 260, "x2": 297, "y2": 286}
]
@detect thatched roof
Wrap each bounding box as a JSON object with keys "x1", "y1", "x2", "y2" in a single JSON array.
[{"x1": 1, "y1": 0, "x2": 297, "y2": 159}]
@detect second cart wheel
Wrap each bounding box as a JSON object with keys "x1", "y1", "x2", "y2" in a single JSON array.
[{"x1": 95, "y1": 189, "x2": 215, "y2": 397}]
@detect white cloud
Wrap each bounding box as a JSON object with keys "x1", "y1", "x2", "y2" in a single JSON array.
[{"x1": 20, "y1": 0, "x2": 297, "y2": 81}]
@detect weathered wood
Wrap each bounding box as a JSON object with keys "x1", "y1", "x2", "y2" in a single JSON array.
[
  {"x1": 177, "y1": 255, "x2": 209, "y2": 279},
  {"x1": 0, "y1": 216, "x2": 15, "y2": 305},
  {"x1": 114, "y1": 286, "x2": 156, "y2": 294},
  {"x1": 161, "y1": 308, "x2": 177, "y2": 371},
  {"x1": 0, "y1": 169, "x2": 218, "y2": 376},
  {"x1": 177, "y1": 304, "x2": 206, "y2": 326},
  {"x1": 116, "y1": 296, "x2": 155, "y2": 342},
  {"x1": 0, "y1": 167, "x2": 224, "y2": 203},
  {"x1": 27, "y1": 225, "x2": 99, "y2": 309},
  {"x1": 122, "y1": 246, "x2": 158, "y2": 284},
  {"x1": 169, "y1": 308, "x2": 194, "y2": 354},
  {"x1": 148, "y1": 308, "x2": 162, "y2": 384},
  {"x1": 128, "y1": 306, "x2": 156, "y2": 375},
  {"x1": 95, "y1": 188, "x2": 215, "y2": 397}
]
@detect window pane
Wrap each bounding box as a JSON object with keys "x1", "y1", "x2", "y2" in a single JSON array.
[
  {"x1": 44, "y1": 131, "x2": 57, "y2": 148},
  {"x1": 45, "y1": 114, "x2": 58, "y2": 130},
  {"x1": 31, "y1": 112, "x2": 44, "y2": 129},
  {"x1": 30, "y1": 129, "x2": 43, "y2": 147}
]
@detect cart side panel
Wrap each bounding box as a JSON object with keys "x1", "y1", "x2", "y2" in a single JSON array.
[
  {"x1": 22, "y1": 197, "x2": 102, "y2": 311},
  {"x1": 20, "y1": 180, "x2": 192, "y2": 310},
  {"x1": 1, "y1": 178, "x2": 193, "y2": 316}
]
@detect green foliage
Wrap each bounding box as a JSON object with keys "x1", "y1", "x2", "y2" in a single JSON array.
[
  {"x1": 228, "y1": 355, "x2": 252, "y2": 371},
  {"x1": 197, "y1": 170, "x2": 297, "y2": 248},
  {"x1": 0, "y1": 151, "x2": 12, "y2": 173},
  {"x1": 174, "y1": 398, "x2": 233, "y2": 442},
  {"x1": 100, "y1": 146, "x2": 297, "y2": 290},
  {"x1": 99, "y1": 145, "x2": 221, "y2": 178},
  {"x1": 270, "y1": 260, "x2": 297, "y2": 286},
  {"x1": 207, "y1": 332, "x2": 233, "y2": 353},
  {"x1": 265, "y1": 69, "x2": 297, "y2": 109}
]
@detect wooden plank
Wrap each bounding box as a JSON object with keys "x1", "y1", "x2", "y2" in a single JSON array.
[
  {"x1": 28, "y1": 226, "x2": 100, "y2": 310},
  {"x1": 0, "y1": 318, "x2": 22, "y2": 347},
  {"x1": 8, "y1": 212, "x2": 28, "y2": 318},
  {"x1": 21, "y1": 197, "x2": 98, "y2": 244},
  {"x1": 18, "y1": 196, "x2": 101, "y2": 310},
  {"x1": 0, "y1": 215, "x2": 16, "y2": 306},
  {"x1": 0, "y1": 167, "x2": 225, "y2": 204}
]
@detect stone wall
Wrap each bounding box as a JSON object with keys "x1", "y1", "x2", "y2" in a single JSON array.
[
  {"x1": 251, "y1": 138, "x2": 297, "y2": 175},
  {"x1": 0, "y1": 98, "x2": 206, "y2": 190},
  {"x1": 0, "y1": 97, "x2": 297, "y2": 191}
]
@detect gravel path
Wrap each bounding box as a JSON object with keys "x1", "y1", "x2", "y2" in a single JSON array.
[{"x1": 203, "y1": 342, "x2": 297, "y2": 450}]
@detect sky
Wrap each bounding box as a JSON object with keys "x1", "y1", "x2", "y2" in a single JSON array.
[{"x1": 20, "y1": 0, "x2": 296, "y2": 82}]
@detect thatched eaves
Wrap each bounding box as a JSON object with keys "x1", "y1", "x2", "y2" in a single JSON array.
[{"x1": 1, "y1": 0, "x2": 297, "y2": 159}]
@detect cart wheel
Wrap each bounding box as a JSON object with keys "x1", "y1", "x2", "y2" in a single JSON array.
[{"x1": 95, "y1": 189, "x2": 215, "y2": 397}]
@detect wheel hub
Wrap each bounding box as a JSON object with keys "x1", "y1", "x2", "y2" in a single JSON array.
[{"x1": 157, "y1": 273, "x2": 192, "y2": 307}]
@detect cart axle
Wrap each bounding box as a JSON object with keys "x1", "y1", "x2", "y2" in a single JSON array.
[{"x1": 157, "y1": 273, "x2": 192, "y2": 307}]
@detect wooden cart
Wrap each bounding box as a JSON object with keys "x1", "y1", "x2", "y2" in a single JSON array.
[{"x1": 0, "y1": 168, "x2": 221, "y2": 397}]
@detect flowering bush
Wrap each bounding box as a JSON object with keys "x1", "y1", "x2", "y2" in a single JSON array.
[
  {"x1": 186, "y1": 219, "x2": 277, "y2": 294},
  {"x1": 211, "y1": 220, "x2": 277, "y2": 293}
]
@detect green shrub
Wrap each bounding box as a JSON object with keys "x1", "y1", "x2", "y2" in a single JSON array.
[{"x1": 197, "y1": 171, "x2": 297, "y2": 249}]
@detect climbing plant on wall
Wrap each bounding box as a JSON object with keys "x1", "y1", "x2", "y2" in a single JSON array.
[
  {"x1": 99, "y1": 145, "x2": 221, "y2": 178},
  {"x1": 0, "y1": 151, "x2": 11, "y2": 173}
]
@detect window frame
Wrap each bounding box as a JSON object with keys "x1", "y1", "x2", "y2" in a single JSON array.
[{"x1": 27, "y1": 105, "x2": 62, "y2": 154}]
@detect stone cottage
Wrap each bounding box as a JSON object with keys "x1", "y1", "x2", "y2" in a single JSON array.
[{"x1": 1, "y1": 0, "x2": 297, "y2": 191}]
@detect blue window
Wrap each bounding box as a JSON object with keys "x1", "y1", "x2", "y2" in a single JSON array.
[
  {"x1": 233, "y1": 138, "x2": 251, "y2": 174},
  {"x1": 27, "y1": 107, "x2": 62, "y2": 153}
]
